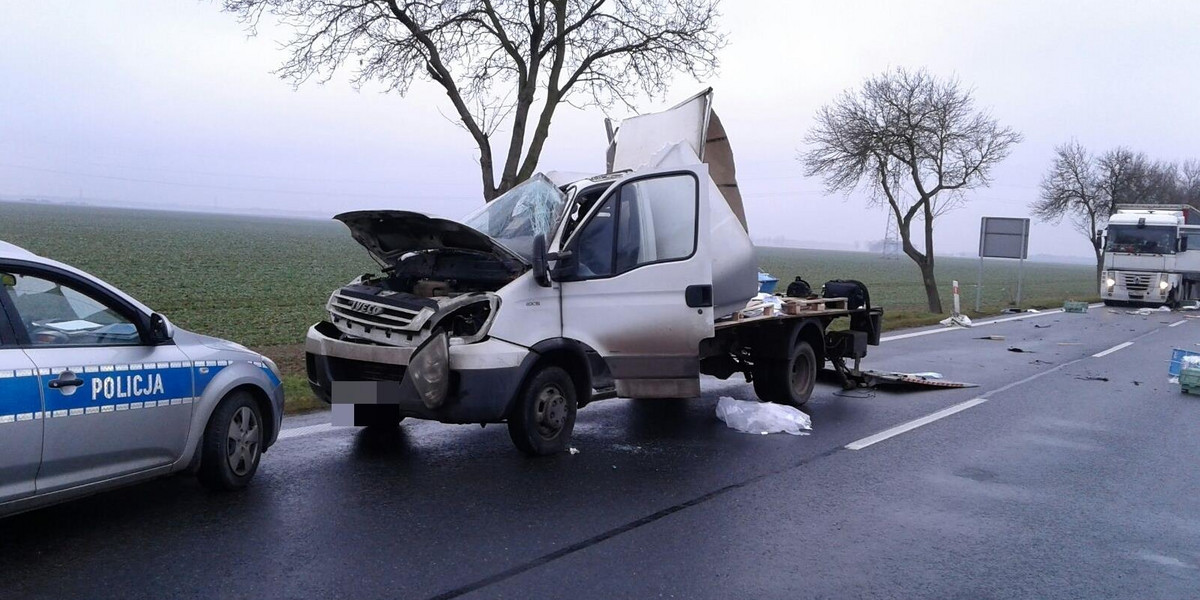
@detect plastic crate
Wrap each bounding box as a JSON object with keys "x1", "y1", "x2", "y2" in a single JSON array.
[
  {"x1": 757, "y1": 272, "x2": 779, "y2": 294},
  {"x1": 1169, "y1": 348, "x2": 1200, "y2": 377},
  {"x1": 1063, "y1": 301, "x2": 1089, "y2": 313},
  {"x1": 1181, "y1": 367, "x2": 1200, "y2": 394}
]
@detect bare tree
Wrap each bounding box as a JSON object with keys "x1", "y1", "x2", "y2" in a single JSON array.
[
  {"x1": 1096, "y1": 147, "x2": 1142, "y2": 209},
  {"x1": 219, "y1": 0, "x2": 726, "y2": 202},
  {"x1": 802, "y1": 68, "x2": 1022, "y2": 313},
  {"x1": 1033, "y1": 141, "x2": 1108, "y2": 283}
]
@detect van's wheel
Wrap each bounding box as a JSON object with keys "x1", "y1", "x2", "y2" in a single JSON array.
[
  {"x1": 508, "y1": 366, "x2": 577, "y2": 456},
  {"x1": 753, "y1": 341, "x2": 817, "y2": 407},
  {"x1": 198, "y1": 391, "x2": 263, "y2": 491}
]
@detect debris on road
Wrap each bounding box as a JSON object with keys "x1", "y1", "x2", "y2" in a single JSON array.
[
  {"x1": 1030, "y1": 359, "x2": 1054, "y2": 366},
  {"x1": 1075, "y1": 375, "x2": 1110, "y2": 382},
  {"x1": 1168, "y1": 349, "x2": 1200, "y2": 376},
  {"x1": 940, "y1": 314, "x2": 973, "y2": 328},
  {"x1": 1129, "y1": 306, "x2": 1173, "y2": 316},
  {"x1": 1063, "y1": 301, "x2": 1089, "y2": 313},
  {"x1": 568, "y1": 447, "x2": 580, "y2": 455},
  {"x1": 977, "y1": 335, "x2": 1006, "y2": 341},
  {"x1": 1007, "y1": 347, "x2": 1032, "y2": 353},
  {"x1": 715, "y1": 396, "x2": 812, "y2": 436},
  {"x1": 1034, "y1": 324, "x2": 1052, "y2": 329},
  {"x1": 860, "y1": 371, "x2": 979, "y2": 389},
  {"x1": 909, "y1": 372, "x2": 944, "y2": 379}
]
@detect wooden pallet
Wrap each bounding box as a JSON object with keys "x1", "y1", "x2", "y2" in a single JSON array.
[
  {"x1": 782, "y1": 297, "x2": 848, "y2": 314},
  {"x1": 715, "y1": 297, "x2": 853, "y2": 329}
]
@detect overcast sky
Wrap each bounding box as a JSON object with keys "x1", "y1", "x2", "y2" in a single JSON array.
[{"x1": 4, "y1": 1, "x2": 1200, "y2": 259}]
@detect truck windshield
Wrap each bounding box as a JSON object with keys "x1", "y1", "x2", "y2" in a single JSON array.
[
  {"x1": 1105, "y1": 225, "x2": 1176, "y2": 254},
  {"x1": 462, "y1": 174, "x2": 566, "y2": 262}
]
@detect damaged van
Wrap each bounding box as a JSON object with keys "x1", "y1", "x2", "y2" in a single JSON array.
[{"x1": 305, "y1": 89, "x2": 881, "y2": 455}]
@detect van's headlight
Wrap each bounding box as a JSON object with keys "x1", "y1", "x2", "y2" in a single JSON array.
[
  {"x1": 1160, "y1": 280, "x2": 1171, "y2": 291},
  {"x1": 407, "y1": 332, "x2": 449, "y2": 409},
  {"x1": 1105, "y1": 277, "x2": 1116, "y2": 288}
]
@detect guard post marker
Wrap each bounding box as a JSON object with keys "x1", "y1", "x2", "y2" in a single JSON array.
[{"x1": 952, "y1": 280, "x2": 961, "y2": 316}]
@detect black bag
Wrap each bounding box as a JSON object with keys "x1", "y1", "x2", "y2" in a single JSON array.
[
  {"x1": 786, "y1": 276, "x2": 813, "y2": 298},
  {"x1": 823, "y1": 279, "x2": 870, "y2": 310}
]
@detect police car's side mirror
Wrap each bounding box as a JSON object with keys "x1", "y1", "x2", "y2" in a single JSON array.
[{"x1": 150, "y1": 313, "x2": 175, "y2": 343}]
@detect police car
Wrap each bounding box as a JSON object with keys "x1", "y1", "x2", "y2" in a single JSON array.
[{"x1": 0, "y1": 241, "x2": 284, "y2": 517}]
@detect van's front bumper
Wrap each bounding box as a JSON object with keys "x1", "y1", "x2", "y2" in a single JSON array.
[{"x1": 304, "y1": 322, "x2": 531, "y2": 424}]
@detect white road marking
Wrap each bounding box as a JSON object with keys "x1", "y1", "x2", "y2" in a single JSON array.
[
  {"x1": 845, "y1": 398, "x2": 989, "y2": 450},
  {"x1": 1170, "y1": 320, "x2": 1188, "y2": 328},
  {"x1": 278, "y1": 423, "x2": 343, "y2": 440},
  {"x1": 879, "y1": 305, "x2": 1102, "y2": 343},
  {"x1": 1093, "y1": 341, "x2": 1134, "y2": 358}
]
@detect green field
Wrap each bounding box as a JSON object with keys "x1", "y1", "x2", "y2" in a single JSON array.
[{"x1": 0, "y1": 201, "x2": 1098, "y2": 412}]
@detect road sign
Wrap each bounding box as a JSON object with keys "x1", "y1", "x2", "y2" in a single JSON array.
[
  {"x1": 979, "y1": 217, "x2": 1030, "y2": 259},
  {"x1": 976, "y1": 217, "x2": 1031, "y2": 310}
]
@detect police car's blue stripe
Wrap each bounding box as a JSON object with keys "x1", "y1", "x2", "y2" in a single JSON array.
[
  {"x1": 47, "y1": 366, "x2": 195, "y2": 414},
  {"x1": 0, "y1": 359, "x2": 270, "y2": 424},
  {"x1": 194, "y1": 363, "x2": 225, "y2": 392},
  {"x1": 259, "y1": 365, "x2": 281, "y2": 387},
  {"x1": 0, "y1": 374, "x2": 43, "y2": 419}
]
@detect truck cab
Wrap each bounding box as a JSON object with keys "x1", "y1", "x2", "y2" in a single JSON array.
[{"x1": 1102, "y1": 205, "x2": 1200, "y2": 306}]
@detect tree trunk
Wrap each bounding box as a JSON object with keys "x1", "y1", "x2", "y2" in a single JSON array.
[
  {"x1": 1093, "y1": 241, "x2": 1105, "y2": 291},
  {"x1": 919, "y1": 259, "x2": 943, "y2": 314},
  {"x1": 921, "y1": 201, "x2": 943, "y2": 313}
]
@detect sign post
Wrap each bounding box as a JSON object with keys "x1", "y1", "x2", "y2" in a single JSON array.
[{"x1": 978, "y1": 217, "x2": 1031, "y2": 311}]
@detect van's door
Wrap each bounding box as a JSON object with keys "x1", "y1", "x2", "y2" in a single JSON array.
[{"x1": 557, "y1": 163, "x2": 713, "y2": 398}]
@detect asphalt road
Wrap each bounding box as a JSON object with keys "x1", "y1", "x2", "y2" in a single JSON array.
[{"x1": 4, "y1": 306, "x2": 1200, "y2": 599}]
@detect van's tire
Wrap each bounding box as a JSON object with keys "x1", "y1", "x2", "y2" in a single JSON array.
[
  {"x1": 198, "y1": 391, "x2": 263, "y2": 491},
  {"x1": 507, "y1": 366, "x2": 577, "y2": 456},
  {"x1": 752, "y1": 341, "x2": 817, "y2": 408}
]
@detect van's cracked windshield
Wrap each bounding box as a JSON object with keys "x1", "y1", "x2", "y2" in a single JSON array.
[{"x1": 4, "y1": 2, "x2": 1199, "y2": 599}]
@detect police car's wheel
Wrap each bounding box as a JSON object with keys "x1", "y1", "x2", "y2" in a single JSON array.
[
  {"x1": 507, "y1": 366, "x2": 577, "y2": 456},
  {"x1": 198, "y1": 391, "x2": 263, "y2": 490}
]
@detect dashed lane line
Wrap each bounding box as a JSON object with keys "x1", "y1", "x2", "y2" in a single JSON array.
[{"x1": 1093, "y1": 341, "x2": 1134, "y2": 358}]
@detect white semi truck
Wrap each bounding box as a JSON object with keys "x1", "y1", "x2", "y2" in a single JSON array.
[
  {"x1": 304, "y1": 90, "x2": 883, "y2": 455},
  {"x1": 1102, "y1": 204, "x2": 1200, "y2": 307}
]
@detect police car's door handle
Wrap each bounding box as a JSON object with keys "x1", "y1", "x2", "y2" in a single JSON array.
[{"x1": 49, "y1": 377, "x2": 83, "y2": 389}]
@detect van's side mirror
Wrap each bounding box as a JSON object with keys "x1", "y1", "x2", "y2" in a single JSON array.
[
  {"x1": 532, "y1": 234, "x2": 551, "y2": 288},
  {"x1": 149, "y1": 313, "x2": 175, "y2": 343},
  {"x1": 548, "y1": 247, "x2": 576, "y2": 281}
]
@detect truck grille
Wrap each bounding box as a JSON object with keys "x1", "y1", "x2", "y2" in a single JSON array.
[
  {"x1": 328, "y1": 292, "x2": 429, "y2": 333},
  {"x1": 1122, "y1": 274, "x2": 1151, "y2": 293}
]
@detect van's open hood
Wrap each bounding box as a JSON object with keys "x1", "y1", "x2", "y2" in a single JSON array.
[{"x1": 334, "y1": 210, "x2": 528, "y2": 269}]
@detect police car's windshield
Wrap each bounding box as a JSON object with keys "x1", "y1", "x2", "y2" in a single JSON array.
[
  {"x1": 1105, "y1": 225, "x2": 1177, "y2": 254},
  {"x1": 462, "y1": 174, "x2": 566, "y2": 262}
]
